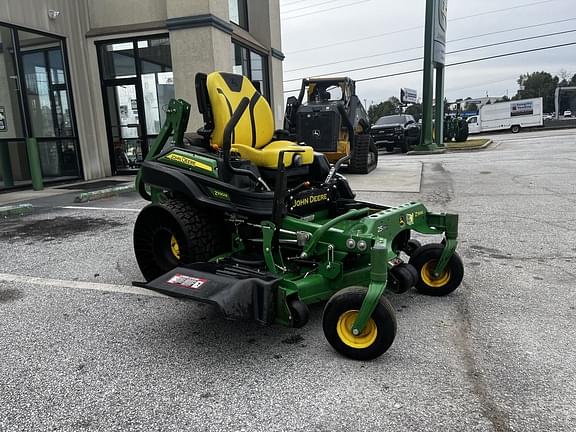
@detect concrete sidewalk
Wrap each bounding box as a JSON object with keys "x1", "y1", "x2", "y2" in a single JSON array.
[
  {"x1": 0, "y1": 176, "x2": 134, "y2": 213},
  {"x1": 347, "y1": 162, "x2": 422, "y2": 193},
  {"x1": 1, "y1": 164, "x2": 424, "y2": 215}
]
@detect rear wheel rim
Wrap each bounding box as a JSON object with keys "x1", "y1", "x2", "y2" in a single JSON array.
[
  {"x1": 152, "y1": 228, "x2": 180, "y2": 270},
  {"x1": 170, "y1": 235, "x2": 181, "y2": 260}
]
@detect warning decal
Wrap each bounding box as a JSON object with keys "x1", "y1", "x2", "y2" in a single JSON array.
[{"x1": 167, "y1": 274, "x2": 207, "y2": 289}]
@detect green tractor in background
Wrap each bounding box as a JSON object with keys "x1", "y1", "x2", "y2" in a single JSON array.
[{"x1": 444, "y1": 103, "x2": 470, "y2": 143}]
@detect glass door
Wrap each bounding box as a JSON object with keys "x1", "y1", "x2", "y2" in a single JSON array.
[
  {"x1": 103, "y1": 81, "x2": 146, "y2": 173},
  {"x1": 97, "y1": 37, "x2": 173, "y2": 175}
]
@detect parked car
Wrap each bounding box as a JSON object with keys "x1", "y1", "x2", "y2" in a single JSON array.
[
  {"x1": 564, "y1": 110, "x2": 573, "y2": 118},
  {"x1": 370, "y1": 114, "x2": 421, "y2": 153},
  {"x1": 543, "y1": 113, "x2": 554, "y2": 121}
]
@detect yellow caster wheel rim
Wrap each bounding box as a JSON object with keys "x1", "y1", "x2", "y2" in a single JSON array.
[
  {"x1": 421, "y1": 261, "x2": 451, "y2": 288},
  {"x1": 336, "y1": 310, "x2": 378, "y2": 349}
]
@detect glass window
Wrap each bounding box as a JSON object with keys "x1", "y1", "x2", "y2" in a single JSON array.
[
  {"x1": 249, "y1": 51, "x2": 268, "y2": 98},
  {"x1": 37, "y1": 139, "x2": 80, "y2": 178},
  {"x1": 0, "y1": 26, "x2": 25, "y2": 139},
  {"x1": 229, "y1": 0, "x2": 248, "y2": 29},
  {"x1": 48, "y1": 49, "x2": 66, "y2": 85},
  {"x1": 138, "y1": 37, "x2": 174, "y2": 135},
  {"x1": 141, "y1": 72, "x2": 175, "y2": 135},
  {"x1": 0, "y1": 25, "x2": 81, "y2": 189},
  {"x1": 232, "y1": 42, "x2": 269, "y2": 100},
  {"x1": 100, "y1": 42, "x2": 136, "y2": 80},
  {"x1": 233, "y1": 43, "x2": 248, "y2": 76},
  {"x1": 138, "y1": 37, "x2": 172, "y2": 74},
  {"x1": 18, "y1": 31, "x2": 75, "y2": 139}
]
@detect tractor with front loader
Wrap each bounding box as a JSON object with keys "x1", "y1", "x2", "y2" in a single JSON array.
[{"x1": 284, "y1": 77, "x2": 378, "y2": 174}]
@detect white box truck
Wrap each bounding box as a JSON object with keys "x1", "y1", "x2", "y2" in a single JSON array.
[{"x1": 467, "y1": 97, "x2": 543, "y2": 134}]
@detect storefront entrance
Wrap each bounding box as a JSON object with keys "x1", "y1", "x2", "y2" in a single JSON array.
[
  {"x1": 97, "y1": 36, "x2": 174, "y2": 174},
  {"x1": 103, "y1": 81, "x2": 146, "y2": 173},
  {"x1": 0, "y1": 24, "x2": 81, "y2": 191}
]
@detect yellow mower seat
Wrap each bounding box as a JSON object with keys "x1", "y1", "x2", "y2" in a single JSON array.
[{"x1": 206, "y1": 72, "x2": 314, "y2": 169}]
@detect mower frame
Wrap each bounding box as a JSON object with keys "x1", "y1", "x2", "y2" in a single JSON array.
[{"x1": 135, "y1": 98, "x2": 460, "y2": 338}]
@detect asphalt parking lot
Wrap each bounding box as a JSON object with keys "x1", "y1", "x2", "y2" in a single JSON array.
[{"x1": 1, "y1": 128, "x2": 575, "y2": 431}]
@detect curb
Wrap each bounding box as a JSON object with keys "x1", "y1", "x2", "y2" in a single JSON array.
[
  {"x1": 74, "y1": 184, "x2": 135, "y2": 203},
  {"x1": 447, "y1": 139, "x2": 493, "y2": 152},
  {"x1": 407, "y1": 149, "x2": 447, "y2": 156},
  {"x1": 0, "y1": 203, "x2": 34, "y2": 217}
]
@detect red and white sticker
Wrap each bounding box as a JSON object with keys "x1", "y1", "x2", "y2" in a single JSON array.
[{"x1": 167, "y1": 274, "x2": 207, "y2": 289}]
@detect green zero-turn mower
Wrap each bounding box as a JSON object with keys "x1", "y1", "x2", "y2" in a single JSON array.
[{"x1": 133, "y1": 71, "x2": 464, "y2": 361}]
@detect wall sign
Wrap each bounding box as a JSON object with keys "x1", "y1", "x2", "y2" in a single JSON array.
[
  {"x1": 0, "y1": 107, "x2": 6, "y2": 132},
  {"x1": 433, "y1": 0, "x2": 448, "y2": 65},
  {"x1": 401, "y1": 88, "x2": 418, "y2": 104},
  {"x1": 511, "y1": 101, "x2": 533, "y2": 117}
]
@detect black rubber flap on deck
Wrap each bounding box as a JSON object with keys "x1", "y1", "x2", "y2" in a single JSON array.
[{"x1": 145, "y1": 262, "x2": 280, "y2": 325}]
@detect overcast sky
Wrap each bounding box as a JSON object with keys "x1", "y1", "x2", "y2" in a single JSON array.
[{"x1": 280, "y1": 0, "x2": 576, "y2": 106}]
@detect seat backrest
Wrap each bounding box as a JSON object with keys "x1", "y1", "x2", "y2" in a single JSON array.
[{"x1": 206, "y1": 72, "x2": 275, "y2": 149}]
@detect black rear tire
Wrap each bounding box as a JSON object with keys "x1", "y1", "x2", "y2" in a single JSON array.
[
  {"x1": 511, "y1": 125, "x2": 521, "y2": 134},
  {"x1": 134, "y1": 199, "x2": 227, "y2": 282},
  {"x1": 348, "y1": 135, "x2": 378, "y2": 174}
]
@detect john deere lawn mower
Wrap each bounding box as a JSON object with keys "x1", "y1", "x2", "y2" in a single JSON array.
[
  {"x1": 133, "y1": 71, "x2": 464, "y2": 360},
  {"x1": 284, "y1": 77, "x2": 378, "y2": 174}
]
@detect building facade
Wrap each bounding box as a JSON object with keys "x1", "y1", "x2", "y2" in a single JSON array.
[{"x1": 0, "y1": 0, "x2": 285, "y2": 190}]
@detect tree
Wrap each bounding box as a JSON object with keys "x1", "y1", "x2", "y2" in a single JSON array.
[
  {"x1": 498, "y1": 95, "x2": 510, "y2": 102},
  {"x1": 368, "y1": 97, "x2": 402, "y2": 124},
  {"x1": 405, "y1": 103, "x2": 423, "y2": 121},
  {"x1": 559, "y1": 69, "x2": 571, "y2": 86},
  {"x1": 570, "y1": 73, "x2": 576, "y2": 86},
  {"x1": 514, "y1": 71, "x2": 559, "y2": 113}
]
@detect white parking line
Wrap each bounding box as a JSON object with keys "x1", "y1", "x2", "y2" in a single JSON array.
[
  {"x1": 61, "y1": 206, "x2": 141, "y2": 212},
  {"x1": 0, "y1": 273, "x2": 167, "y2": 298}
]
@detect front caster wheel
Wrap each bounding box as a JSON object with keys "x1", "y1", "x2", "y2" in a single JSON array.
[
  {"x1": 389, "y1": 263, "x2": 418, "y2": 294},
  {"x1": 288, "y1": 298, "x2": 310, "y2": 328},
  {"x1": 409, "y1": 244, "x2": 464, "y2": 296},
  {"x1": 323, "y1": 287, "x2": 397, "y2": 361},
  {"x1": 403, "y1": 238, "x2": 422, "y2": 256}
]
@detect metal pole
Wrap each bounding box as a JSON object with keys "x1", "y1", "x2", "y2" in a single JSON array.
[
  {"x1": 26, "y1": 138, "x2": 43, "y2": 190},
  {"x1": 416, "y1": 0, "x2": 437, "y2": 151},
  {"x1": 555, "y1": 87, "x2": 560, "y2": 120},
  {"x1": 435, "y1": 65, "x2": 445, "y2": 147}
]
